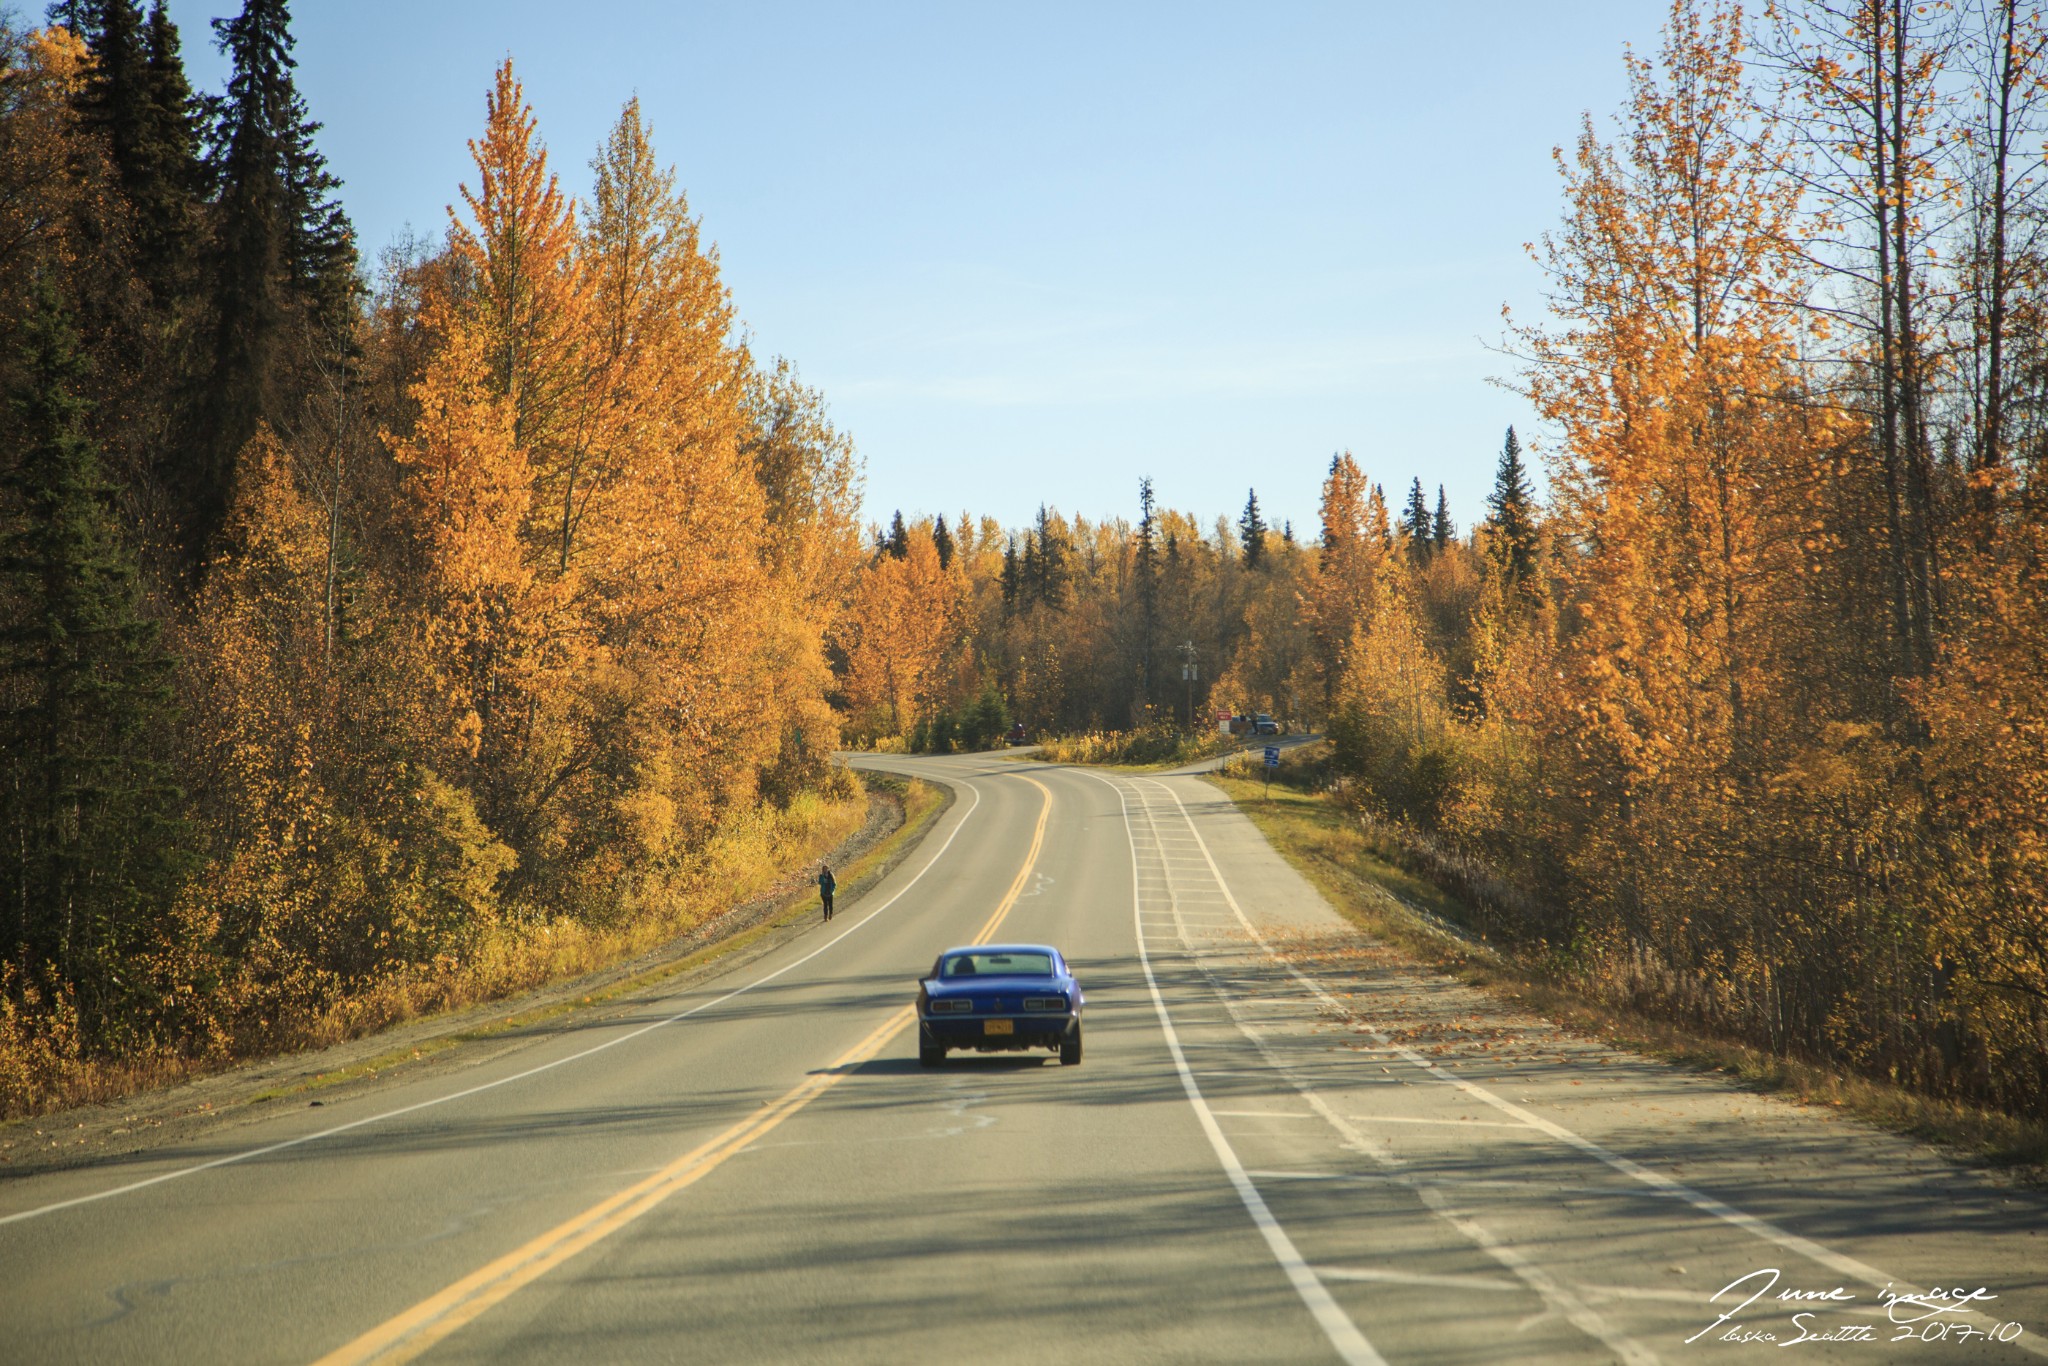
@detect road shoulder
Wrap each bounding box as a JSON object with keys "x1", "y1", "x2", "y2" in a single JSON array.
[{"x1": 1144, "y1": 768, "x2": 2048, "y2": 1349}]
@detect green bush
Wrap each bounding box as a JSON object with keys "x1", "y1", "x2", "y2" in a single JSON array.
[{"x1": 1328, "y1": 700, "x2": 1465, "y2": 832}]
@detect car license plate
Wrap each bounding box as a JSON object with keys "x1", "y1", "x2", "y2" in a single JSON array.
[{"x1": 984, "y1": 1019, "x2": 1014, "y2": 1036}]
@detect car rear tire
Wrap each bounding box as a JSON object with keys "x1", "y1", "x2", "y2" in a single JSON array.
[
  {"x1": 919, "y1": 1041, "x2": 946, "y2": 1067},
  {"x1": 1059, "y1": 1024, "x2": 1082, "y2": 1066}
]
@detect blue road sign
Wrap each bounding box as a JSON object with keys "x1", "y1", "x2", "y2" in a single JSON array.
[{"x1": 1264, "y1": 746, "x2": 1280, "y2": 767}]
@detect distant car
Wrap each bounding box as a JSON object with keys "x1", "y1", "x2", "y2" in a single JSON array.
[
  {"x1": 1007, "y1": 722, "x2": 1028, "y2": 746},
  {"x1": 1254, "y1": 714, "x2": 1280, "y2": 735},
  {"x1": 917, "y1": 943, "x2": 1084, "y2": 1066}
]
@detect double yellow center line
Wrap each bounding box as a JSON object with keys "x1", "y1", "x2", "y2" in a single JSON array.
[{"x1": 316, "y1": 775, "x2": 1052, "y2": 1366}]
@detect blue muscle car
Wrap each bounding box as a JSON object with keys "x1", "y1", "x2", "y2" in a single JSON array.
[{"x1": 917, "y1": 943, "x2": 1084, "y2": 1067}]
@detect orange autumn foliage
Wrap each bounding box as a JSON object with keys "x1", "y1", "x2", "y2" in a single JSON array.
[{"x1": 0, "y1": 28, "x2": 867, "y2": 1115}]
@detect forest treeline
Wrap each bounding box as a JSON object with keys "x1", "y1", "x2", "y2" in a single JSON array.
[
  {"x1": 841, "y1": 0, "x2": 2048, "y2": 1121},
  {"x1": 0, "y1": 4, "x2": 863, "y2": 1111},
  {"x1": 7, "y1": 0, "x2": 2047, "y2": 1127}
]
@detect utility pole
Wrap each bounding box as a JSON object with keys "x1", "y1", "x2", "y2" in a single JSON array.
[{"x1": 1178, "y1": 640, "x2": 1197, "y2": 732}]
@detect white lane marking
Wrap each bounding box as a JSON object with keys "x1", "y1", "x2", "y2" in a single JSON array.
[
  {"x1": 1312, "y1": 1267, "x2": 1734, "y2": 1311},
  {"x1": 1099, "y1": 778, "x2": 1388, "y2": 1366},
  {"x1": 1125, "y1": 780, "x2": 1660, "y2": 1366},
  {"x1": 1415, "y1": 1179, "x2": 1662, "y2": 1364},
  {"x1": 0, "y1": 773, "x2": 996, "y2": 1229},
  {"x1": 1314, "y1": 1266, "x2": 1523, "y2": 1293},
  {"x1": 1347, "y1": 1115, "x2": 1533, "y2": 1130},
  {"x1": 1136, "y1": 776, "x2": 2048, "y2": 1361},
  {"x1": 1209, "y1": 1110, "x2": 1317, "y2": 1120},
  {"x1": 1579, "y1": 1283, "x2": 1761, "y2": 1308}
]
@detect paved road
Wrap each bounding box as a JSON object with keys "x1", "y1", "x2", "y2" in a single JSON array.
[{"x1": 2, "y1": 753, "x2": 2043, "y2": 1363}]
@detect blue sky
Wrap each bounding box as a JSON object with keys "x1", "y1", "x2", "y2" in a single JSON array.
[{"x1": 157, "y1": 1, "x2": 1667, "y2": 540}]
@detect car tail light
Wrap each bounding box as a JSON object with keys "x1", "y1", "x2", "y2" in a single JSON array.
[
  {"x1": 928, "y1": 999, "x2": 973, "y2": 1014},
  {"x1": 1023, "y1": 996, "x2": 1067, "y2": 1011}
]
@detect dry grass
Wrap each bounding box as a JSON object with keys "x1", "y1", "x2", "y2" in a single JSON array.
[
  {"x1": 1209, "y1": 771, "x2": 2048, "y2": 1180},
  {"x1": 0, "y1": 778, "x2": 912, "y2": 1122},
  {"x1": 1034, "y1": 727, "x2": 1243, "y2": 769}
]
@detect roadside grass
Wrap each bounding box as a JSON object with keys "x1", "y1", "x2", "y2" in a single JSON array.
[
  {"x1": 1208, "y1": 770, "x2": 2048, "y2": 1181},
  {"x1": 1033, "y1": 727, "x2": 1247, "y2": 771},
  {"x1": 0, "y1": 776, "x2": 937, "y2": 1123}
]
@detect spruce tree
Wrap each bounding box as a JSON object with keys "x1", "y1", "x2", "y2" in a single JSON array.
[
  {"x1": 1402, "y1": 477, "x2": 1432, "y2": 563},
  {"x1": 1237, "y1": 487, "x2": 1266, "y2": 568},
  {"x1": 931, "y1": 513, "x2": 954, "y2": 570},
  {"x1": 1033, "y1": 504, "x2": 1068, "y2": 607},
  {"x1": 885, "y1": 509, "x2": 909, "y2": 559},
  {"x1": 74, "y1": 3, "x2": 150, "y2": 192},
  {"x1": 194, "y1": 0, "x2": 354, "y2": 558},
  {"x1": 1432, "y1": 484, "x2": 1453, "y2": 551},
  {"x1": 135, "y1": 3, "x2": 204, "y2": 295},
  {"x1": 74, "y1": 1, "x2": 203, "y2": 301},
  {"x1": 1019, "y1": 532, "x2": 1041, "y2": 604},
  {"x1": 49, "y1": 0, "x2": 94, "y2": 32},
  {"x1": 1486, "y1": 426, "x2": 1540, "y2": 597},
  {"x1": 0, "y1": 281, "x2": 181, "y2": 1030}
]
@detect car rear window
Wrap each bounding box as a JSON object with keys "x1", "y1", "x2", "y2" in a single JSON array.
[{"x1": 942, "y1": 951, "x2": 1054, "y2": 978}]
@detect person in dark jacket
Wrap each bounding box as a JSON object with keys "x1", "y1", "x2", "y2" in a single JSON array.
[{"x1": 818, "y1": 864, "x2": 836, "y2": 921}]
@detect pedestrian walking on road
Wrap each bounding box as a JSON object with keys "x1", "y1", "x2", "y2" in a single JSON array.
[{"x1": 818, "y1": 864, "x2": 836, "y2": 921}]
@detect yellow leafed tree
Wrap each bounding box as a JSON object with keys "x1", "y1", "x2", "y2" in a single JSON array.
[{"x1": 839, "y1": 530, "x2": 959, "y2": 740}]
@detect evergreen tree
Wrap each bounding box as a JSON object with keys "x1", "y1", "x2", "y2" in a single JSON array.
[
  {"x1": 49, "y1": 0, "x2": 95, "y2": 31},
  {"x1": 74, "y1": 1, "x2": 203, "y2": 301},
  {"x1": 137, "y1": 5, "x2": 204, "y2": 288},
  {"x1": 932, "y1": 513, "x2": 954, "y2": 570},
  {"x1": 1032, "y1": 504, "x2": 1068, "y2": 608},
  {"x1": 1280, "y1": 519, "x2": 1295, "y2": 545},
  {"x1": 1237, "y1": 487, "x2": 1266, "y2": 568},
  {"x1": 999, "y1": 538, "x2": 1019, "y2": 613},
  {"x1": 0, "y1": 281, "x2": 181, "y2": 1029},
  {"x1": 1432, "y1": 484, "x2": 1453, "y2": 551},
  {"x1": 885, "y1": 509, "x2": 909, "y2": 559},
  {"x1": 1485, "y1": 425, "x2": 1539, "y2": 596},
  {"x1": 1402, "y1": 476, "x2": 1432, "y2": 563},
  {"x1": 193, "y1": 0, "x2": 354, "y2": 559},
  {"x1": 73, "y1": 3, "x2": 149, "y2": 194},
  {"x1": 1019, "y1": 531, "x2": 1041, "y2": 605}
]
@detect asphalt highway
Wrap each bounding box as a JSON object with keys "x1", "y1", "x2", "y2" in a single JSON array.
[{"x1": 1, "y1": 753, "x2": 2044, "y2": 1363}]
